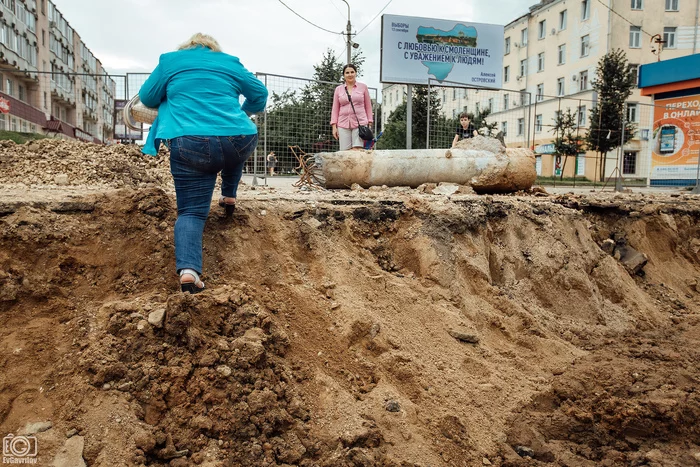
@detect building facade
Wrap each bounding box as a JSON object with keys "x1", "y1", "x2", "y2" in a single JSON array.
[
  {"x1": 0, "y1": 0, "x2": 115, "y2": 142},
  {"x1": 381, "y1": 0, "x2": 700, "y2": 181}
]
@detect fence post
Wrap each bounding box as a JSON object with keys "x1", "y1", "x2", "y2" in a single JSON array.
[
  {"x1": 406, "y1": 84, "x2": 413, "y2": 150},
  {"x1": 615, "y1": 120, "x2": 625, "y2": 192},
  {"x1": 426, "y1": 81, "x2": 431, "y2": 149}
]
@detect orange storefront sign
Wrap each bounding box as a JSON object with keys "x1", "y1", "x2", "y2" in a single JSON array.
[{"x1": 651, "y1": 94, "x2": 700, "y2": 180}]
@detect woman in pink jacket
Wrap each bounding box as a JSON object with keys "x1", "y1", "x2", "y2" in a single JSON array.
[{"x1": 330, "y1": 64, "x2": 373, "y2": 150}]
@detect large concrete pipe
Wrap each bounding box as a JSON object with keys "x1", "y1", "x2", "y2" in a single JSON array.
[{"x1": 315, "y1": 137, "x2": 537, "y2": 193}]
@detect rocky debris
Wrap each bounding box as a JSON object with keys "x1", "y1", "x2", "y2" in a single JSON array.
[
  {"x1": 385, "y1": 400, "x2": 401, "y2": 412},
  {"x1": 0, "y1": 139, "x2": 171, "y2": 189},
  {"x1": 514, "y1": 445, "x2": 535, "y2": 458},
  {"x1": 448, "y1": 329, "x2": 480, "y2": 344},
  {"x1": 453, "y1": 135, "x2": 506, "y2": 153},
  {"x1": 616, "y1": 244, "x2": 649, "y2": 274},
  {"x1": 147, "y1": 308, "x2": 165, "y2": 328},
  {"x1": 600, "y1": 238, "x2": 616, "y2": 255},
  {"x1": 599, "y1": 237, "x2": 649, "y2": 275},
  {"x1": 51, "y1": 436, "x2": 86, "y2": 467},
  {"x1": 20, "y1": 421, "x2": 53, "y2": 435},
  {"x1": 432, "y1": 183, "x2": 460, "y2": 196}
]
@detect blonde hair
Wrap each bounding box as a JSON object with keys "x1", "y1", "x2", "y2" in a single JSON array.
[{"x1": 177, "y1": 33, "x2": 222, "y2": 52}]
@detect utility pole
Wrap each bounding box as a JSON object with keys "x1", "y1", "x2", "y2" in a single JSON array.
[{"x1": 341, "y1": 0, "x2": 352, "y2": 64}]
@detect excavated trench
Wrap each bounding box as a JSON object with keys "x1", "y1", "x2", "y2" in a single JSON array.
[{"x1": 0, "y1": 140, "x2": 699, "y2": 466}]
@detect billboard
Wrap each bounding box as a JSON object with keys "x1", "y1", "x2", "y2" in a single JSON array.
[
  {"x1": 381, "y1": 14, "x2": 504, "y2": 87},
  {"x1": 114, "y1": 99, "x2": 143, "y2": 141},
  {"x1": 651, "y1": 95, "x2": 700, "y2": 182}
]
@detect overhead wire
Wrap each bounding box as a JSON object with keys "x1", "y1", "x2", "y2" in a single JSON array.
[
  {"x1": 332, "y1": 0, "x2": 395, "y2": 63},
  {"x1": 277, "y1": 0, "x2": 344, "y2": 35},
  {"x1": 328, "y1": 0, "x2": 347, "y2": 20},
  {"x1": 594, "y1": 0, "x2": 653, "y2": 37}
]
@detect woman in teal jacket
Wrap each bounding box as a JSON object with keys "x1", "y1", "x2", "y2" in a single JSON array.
[{"x1": 140, "y1": 33, "x2": 268, "y2": 294}]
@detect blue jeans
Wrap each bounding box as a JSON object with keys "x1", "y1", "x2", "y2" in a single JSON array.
[{"x1": 169, "y1": 134, "x2": 258, "y2": 274}]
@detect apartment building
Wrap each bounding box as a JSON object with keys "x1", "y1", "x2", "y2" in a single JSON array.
[
  {"x1": 0, "y1": 0, "x2": 115, "y2": 142},
  {"x1": 381, "y1": 0, "x2": 699, "y2": 181}
]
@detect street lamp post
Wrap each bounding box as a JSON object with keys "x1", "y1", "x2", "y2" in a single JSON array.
[{"x1": 341, "y1": 0, "x2": 352, "y2": 65}]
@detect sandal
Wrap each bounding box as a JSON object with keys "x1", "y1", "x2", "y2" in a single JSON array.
[
  {"x1": 218, "y1": 196, "x2": 236, "y2": 217},
  {"x1": 179, "y1": 269, "x2": 205, "y2": 294}
]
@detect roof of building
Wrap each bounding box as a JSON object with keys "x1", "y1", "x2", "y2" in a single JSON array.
[{"x1": 639, "y1": 53, "x2": 700, "y2": 89}]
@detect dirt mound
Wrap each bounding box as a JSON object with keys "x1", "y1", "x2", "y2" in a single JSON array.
[
  {"x1": 1, "y1": 140, "x2": 700, "y2": 466},
  {"x1": 0, "y1": 139, "x2": 171, "y2": 189}
]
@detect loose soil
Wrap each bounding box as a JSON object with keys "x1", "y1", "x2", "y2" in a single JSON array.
[{"x1": 1, "y1": 140, "x2": 699, "y2": 466}]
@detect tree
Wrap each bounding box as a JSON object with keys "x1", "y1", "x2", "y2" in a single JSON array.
[
  {"x1": 585, "y1": 49, "x2": 636, "y2": 180},
  {"x1": 469, "y1": 107, "x2": 498, "y2": 136},
  {"x1": 377, "y1": 85, "x2": 451, "y2": 149},
  {"x1": 551, "y1": 108, "x2": 585, "y2": 179},
  {"x1": 259, "y1": 49, "x2": 367, "y2": 172}
]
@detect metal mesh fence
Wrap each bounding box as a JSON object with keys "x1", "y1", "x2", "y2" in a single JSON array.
[
  {"x1": 427, "y1": 80, "x2": 532, "y2": 150},
  {"x1": 426, "y1": 80, "x2": 699, "y2": 187},
  {"x1": 255, "y1": 73, "x2": 378, "y2": 177},
  {"x1": 0, "y1": 70, "x2": 123, "y2": 143},
  {"x1": 2, "y1": 66, "x2": 695, "y2": 189}
]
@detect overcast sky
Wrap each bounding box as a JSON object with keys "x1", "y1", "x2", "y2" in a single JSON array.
[{"x1": 52, "y1": 0, "x2": 529, "y2": 97}]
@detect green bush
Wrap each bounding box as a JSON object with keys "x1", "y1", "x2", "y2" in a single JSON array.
[{"x1": 0, "y1": 130, "x2": 48, "y2": 144}]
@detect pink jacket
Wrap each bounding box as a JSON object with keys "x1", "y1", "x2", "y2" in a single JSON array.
[{"x1": 330, "y1": 82, "x2": 373, "y2": 129}]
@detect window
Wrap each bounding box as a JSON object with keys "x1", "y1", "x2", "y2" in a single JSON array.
[
  {"x1": 630, "y1": 26, "x2": 641, "y2": 47},
  {"x1": 453, "y1": 89, "x2": 457, "y2": 100},
  {"x1": 576, "y1": 154, "x2": 586, "y2": 176},
  {"x1": 518, "y1": 118, "x2": 524, "y2": 135},
  {"x1": 505, "y1": 37, "x2": 511, "y2": 54},
  {"x1": 538, "y1": 20, "x2": 546, "y2": 39},
  {"x1": 578, "y1": 106, "x2": 586, "y2": 126},
  {"x1": 520, "y1": 89, "x2": 527, "y2": 106},
  {"x1": 582, "y1": 0, "x2": 590, "y2": 20},
  {"x1": 665, "y1": 0, "x2": 679, "y2": 11},
  {"x1": 555, "y1": 110, "x2": 562, "y2": 123},
  {"x1": 535, "y1": 114, "x2": 543, "y2": 132},
  {"x1": 631, "y1": 0, "x2": 643, "y2": 9},
  {"x1": 5, "y1": 79, "x2": 13, "y2": 97},
  {"x1": 18, "y1": 85, "x2": 24, "y2": 101},
  {"x1": 488, "y1": 98, "x2": 493, "y2": 111},
  {"x1": 520, "y1": 59, "x2": 527, "y2": 77},
  {"x1": 504, "y1": 94, "x2": 509, "y2": 110},
  {"x1": 521, "y1": 28, "x2": 528, "y2": 46},
  {"x1": 557, "y1": 77, "x2": 565, "y2": 96},
  {"x1": 43, "y1": 91, "x2": 47, "y2": 108},
  {"x1": 0, "y1": 115, "x2": 4, "y2": 131},
  {"x1": 504, "y1": 65, "x2": 510, "y2": 82},
  {"x1": 501, "y1": 121, "x2": 507, "y2": 136},
  {"x1": 581, "y1": 35, "x2": 590, "y2": 57},
  {"x1": 629, "y1": 64, "x2": 639, "y2": 87},
  {"x1": 538, "y1": 52, "x2": 545, "y2": 72},
  {"x1": 623, "y1": 152, "x2": 637, "y2": 174},
  {"x1": 536, "y1": 155, "x2": 542, "y2": 175},
  {"x1": 664, "y1": 27, "x2": 677, "y2": 48},
  {"x1": 579, "y1": 70, "x2": 588, "y2": 91},
  {"x1": 558, "y1": 44, "x2": 566, "y2": 64},
  {"x1": 559, "y1": 9, "x2": 567, "y2": 29},
  {"x1": 627, "y1": 103, "x2": 638, "y2": 122},
  {"x1": 42, "y1": 29, "x2": 45, "y2": 46},
  {"x1": 536, "y1": 83, "x2": 544, "y2": 101},
  {"x1": 11, "y1": 118, "x2": 17, "y2": 132}
]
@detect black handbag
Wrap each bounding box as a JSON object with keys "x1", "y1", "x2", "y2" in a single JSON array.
[{"x1": 345, "y1": 86, "x2": 374, "y2": 141}]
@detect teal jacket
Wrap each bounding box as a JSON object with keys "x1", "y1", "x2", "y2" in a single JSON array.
[{"x1": 139, "y1": 46, "x2": 268, "y2": 155}]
